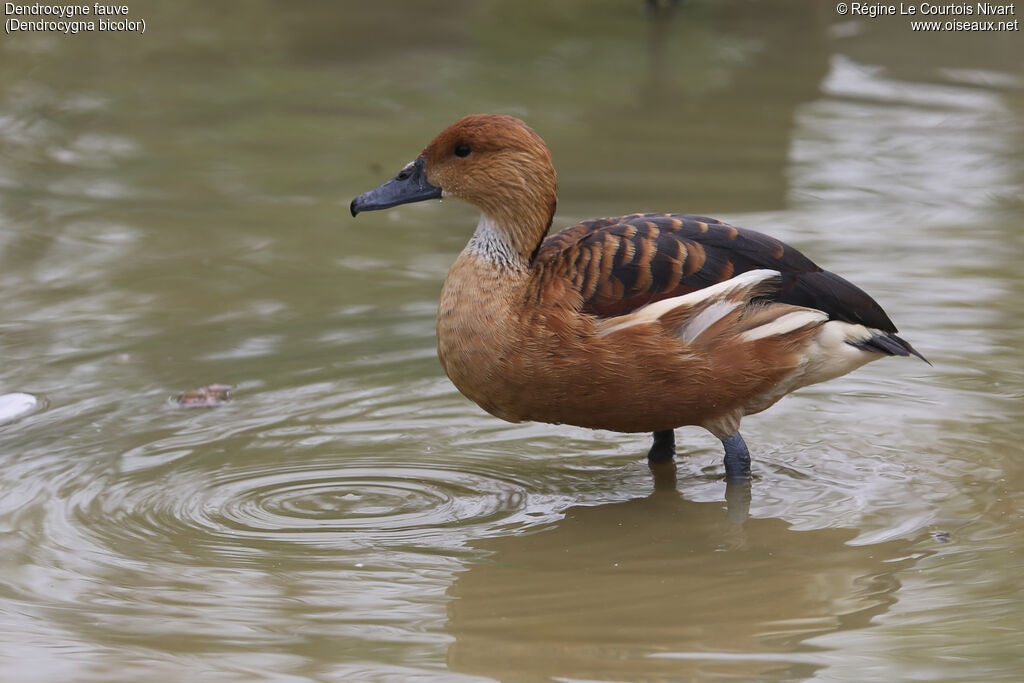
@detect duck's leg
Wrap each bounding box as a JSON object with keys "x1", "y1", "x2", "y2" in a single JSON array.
[
  {"x1": 647, "y1": 429, "x2": 675, "y2": 462},
  {"x1": 721, "y1": 432, "x2": 751, "y2": 480}
]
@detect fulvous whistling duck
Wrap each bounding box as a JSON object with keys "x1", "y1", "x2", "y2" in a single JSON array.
[{"x1": 351, "y1": 115, "x2": 926, "y2": 480}]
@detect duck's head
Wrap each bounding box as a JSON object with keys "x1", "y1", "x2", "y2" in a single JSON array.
[{"x1": 351, "y1": 115, "x2": 558, "y2": 250}]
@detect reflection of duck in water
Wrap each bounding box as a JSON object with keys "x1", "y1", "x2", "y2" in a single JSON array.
[
  {"x1": 352, "y1": 115, "x2": 925, "y2": 479},
  {"x1": 446, "y1": 467, "x2": 915, "y2": 680}
]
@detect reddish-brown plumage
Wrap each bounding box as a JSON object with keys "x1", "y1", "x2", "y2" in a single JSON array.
[
  {"x1": 351, "y1": 114, "x2": 924, "y2": 474},
  {"x1": 437, "y1": 253, "x2": 817, "y2": 434}
]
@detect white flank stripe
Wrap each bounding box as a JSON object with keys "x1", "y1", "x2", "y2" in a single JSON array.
[
  {"x1": 598, "y1": 269, "x2": 781, "y2": 337},
  {"x1": 679, "y1": 300, "x2": 741, "y2": 344},
  {"x1": 740, "y1": 309, "x2": 827, "y2": 342}
]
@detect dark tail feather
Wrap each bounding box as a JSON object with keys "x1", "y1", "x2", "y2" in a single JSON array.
[{"x1": 849, "y1": 332, "x2": 930, "y2": 365}]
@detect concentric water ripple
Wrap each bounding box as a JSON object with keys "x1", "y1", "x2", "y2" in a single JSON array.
[
  {"x1": 210, "y1": 463, "x2": 529, "y2": 536},
  {"x1": 72, "y1": 459, "x2": 535, "y2": 562}
]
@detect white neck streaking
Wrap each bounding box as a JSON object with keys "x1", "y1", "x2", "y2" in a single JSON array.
[{"x1": 465, "y1": 214, "x2": 528, "y2": 271}]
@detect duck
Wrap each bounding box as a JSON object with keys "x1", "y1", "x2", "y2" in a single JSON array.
[{"x1": 350, "y1": 114, "x2": 926, "y2": 480}]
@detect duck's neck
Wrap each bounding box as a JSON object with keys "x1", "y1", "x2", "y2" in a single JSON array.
[
  {"x1": 465, "y1": 215, "x2": 527, "y2": 272},
  {"x1": 466, "y1": 202, "x2": 555, "y2": 272}
]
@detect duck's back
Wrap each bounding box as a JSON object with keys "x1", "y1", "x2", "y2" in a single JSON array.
[{"x1": 533, "y1": 213, "x2": 922, "y2": 359}]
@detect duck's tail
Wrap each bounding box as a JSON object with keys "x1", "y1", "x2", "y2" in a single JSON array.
[{"x1": 849, "y1": 330, "x2": 930, "y2": 364}]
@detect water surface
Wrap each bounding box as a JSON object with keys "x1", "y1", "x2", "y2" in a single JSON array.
[{"x1": 0, "y1": 1, "x2": 1022, "y2": 680}]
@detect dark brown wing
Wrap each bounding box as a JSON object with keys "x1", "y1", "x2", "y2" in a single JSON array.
[{"x1": 535, "y1": 213, "x2": 898, "y2": 332}]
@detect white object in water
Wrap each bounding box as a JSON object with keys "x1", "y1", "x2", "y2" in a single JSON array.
[{"x1": 0, "y1": 393, "x2": 38, "y2": 422}]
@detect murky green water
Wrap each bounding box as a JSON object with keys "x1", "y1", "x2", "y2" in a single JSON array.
[{"x1": 1, "y1": 1, "x2": 1022, "y2": 680}]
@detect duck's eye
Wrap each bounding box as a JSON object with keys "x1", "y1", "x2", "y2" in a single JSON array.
[{"x1": 453, "y1": 144, "x2": 472, "y2": 158}]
